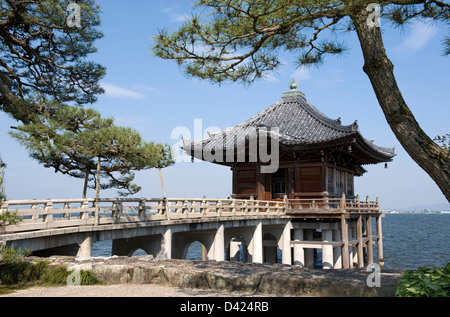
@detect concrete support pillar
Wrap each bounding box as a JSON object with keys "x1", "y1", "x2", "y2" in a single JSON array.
[
  {"x1": 159, "y1": 228, "x2": 172, "y2": 260},
  {"x1": 229, "y1": 238, "x2": 241, "y2": 262},
  {"x1": 333, "y1": 229, "x2": 342, "y2": 269},
  {"x1": 322, "y1": 229, "x2": 333, "y2": 269},
  {"x1": 293, "y1": 229, "x2": 305, "y2": 267},
  {"x1": 281, "y1": 222, "x2": 292, "y2": 265},
  {"x1": 251, "y1": 221, "x2": 263, "y2": 263},
  {"x1": 76, "y1": 236, "x2": 92, "y2": 258},
  {"x1": 211, "y1": 224, "x2": 225, "y2": 261}
]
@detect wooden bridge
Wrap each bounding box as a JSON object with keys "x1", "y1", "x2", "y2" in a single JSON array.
[{"x1": 0, "y1": 195, "x2": 384, "y2": 269}]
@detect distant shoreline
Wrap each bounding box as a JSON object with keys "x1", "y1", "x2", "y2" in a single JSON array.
[{"x1": 382, "y1": 210, "x2": 450, "y2": 214}]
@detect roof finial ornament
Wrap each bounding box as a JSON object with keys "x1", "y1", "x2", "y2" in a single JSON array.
[
  {"x1": 289, "y1": 77, "x2": 298, "y2": 91},
  {"x1": 283, "y1": 77, "x2": 305, "y2": 98}
]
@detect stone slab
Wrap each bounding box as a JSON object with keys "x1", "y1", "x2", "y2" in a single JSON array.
[{"x1": 40, "y1": 256, "x2": 403, "y2": 297}]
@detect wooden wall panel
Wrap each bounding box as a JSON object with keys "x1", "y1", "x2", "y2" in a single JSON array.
[
  {"x1": 233, "y1": 168, "x2": 257, "y2": 198},
  {"x1": 297, "y1": 166, "x2": 323, "y2": 193}
]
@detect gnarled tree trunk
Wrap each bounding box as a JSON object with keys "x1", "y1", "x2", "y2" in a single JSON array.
[{"x1": 351, "y1": 5, "x2": 450, "y2": 203}]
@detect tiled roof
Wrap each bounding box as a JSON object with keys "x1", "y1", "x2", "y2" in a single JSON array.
[{"x1": 183, "y1": 89, "x2": 395, "y2": 162}]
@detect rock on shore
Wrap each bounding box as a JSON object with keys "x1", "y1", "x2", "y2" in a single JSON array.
[{"x1": 42, "y1": 255, "x2": 402, "y2": 297}]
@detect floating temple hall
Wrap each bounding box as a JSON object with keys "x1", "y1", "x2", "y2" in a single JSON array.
[
  {"x1": 183, "y1": 80, "x2": 395, "y2": 202},
  {"x1": 183, "y1": 80, "x2": 396, "y2": 269}
]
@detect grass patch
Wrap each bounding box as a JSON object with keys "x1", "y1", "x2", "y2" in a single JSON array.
[
  {"x1": 0, "y1": 258, "x2": 103, "y2": 294},
  {"x1": 40, "y1": 265, "x2": 102, "y2": 286},
  {"x1": 0, "y1": 260, "x2": 48, "y2": 286}
]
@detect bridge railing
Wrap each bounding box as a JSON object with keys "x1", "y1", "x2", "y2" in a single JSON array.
[
  {"x1": 0, "y1": 197, "x2": 287, "y2": 234},
  {"x1": 165, "y1": 198, "x2": 286, "y2": 219},
  {"x1": 0, "y1": 195, "x2": 379, "y2": 234},
  {"x1": 286, "y1": 196, "x2": 380, "y2": 213}
]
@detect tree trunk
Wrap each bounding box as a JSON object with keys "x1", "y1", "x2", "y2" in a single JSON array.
[
  {"x1": 82, "y1": 170, "x2": 89, "y2": 199},
  {"x1": 159, "y1": 168, "x2": 167, "y2": 199},
  {"x1": 95, "y1": 157, "x2": 100, "y2": 226},
  {"x1": 351, "y1": 6, "x2": 450, "y2": 203}
]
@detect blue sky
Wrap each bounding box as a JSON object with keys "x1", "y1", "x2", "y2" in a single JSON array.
[{"x1": 0, "y1": 0, "x2": 449, "y2": 210}]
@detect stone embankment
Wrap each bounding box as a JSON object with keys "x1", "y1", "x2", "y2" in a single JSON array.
[{"x1": 41, "y1": 255, "x2": 402, "y2": 297}]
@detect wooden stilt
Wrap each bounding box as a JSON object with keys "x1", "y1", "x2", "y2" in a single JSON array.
[
  {"x1": 367, "y1": 216, "x2": 373, "y2": 265},
  {"x1": 356, "y1": 215, "x2": 364, "y2": 268},
  {"x1": 377, "y1": 215, "x2": 384, "y2": 267},
  {"x1": 340, "y1": 214, "x2": 349, "y2": 269}
]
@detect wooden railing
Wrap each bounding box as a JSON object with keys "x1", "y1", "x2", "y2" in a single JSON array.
[
  {"x1": 0, "y1": 198, "x2": 286, "y2": 234},
  {"x1": 286, "y1": 195, "x2": 380, "y2": 213},
  {"x1": 0, "y1": 195, "x2": 380, "y2": 234}
]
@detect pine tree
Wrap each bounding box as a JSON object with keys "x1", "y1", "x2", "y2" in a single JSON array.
[
  {"x1": 0, "y1": 158, "x2": 6, "y2": 203},
  {"x1": 0, "y1": 0, "x2": 105, "y2": 123},
  {"x1": 153, "y1": 0, "x2": 450, "y2": 202},
  {"x1": 10, "y1": 105, "x2": 174, "y2": 197}
]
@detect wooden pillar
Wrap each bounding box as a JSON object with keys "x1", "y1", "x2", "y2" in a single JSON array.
[
  {"x1": 340, "y1": 215, "x2": 350, "y2": 269},
  {"x1": 366, "y1": 216, "x2": 374, "y2": 265},
  {"x1": 356, "y1": 215, "x2": 364, "y2": 268},
  {"x1": 377, "y1": 215, "x2": 385, "y2": 267}
]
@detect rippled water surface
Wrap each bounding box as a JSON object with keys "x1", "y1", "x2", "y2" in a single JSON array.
[{"x1": 382, "y1": 213, "x2": 450, "y2": 270}]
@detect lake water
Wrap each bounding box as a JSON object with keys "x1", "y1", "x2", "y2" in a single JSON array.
[
  {"x1": 381, "y1": 213, "x2": 450, "y2": 270},
  {"x1": 91, "y1": 213, "x2": 450, "y2": 270}
]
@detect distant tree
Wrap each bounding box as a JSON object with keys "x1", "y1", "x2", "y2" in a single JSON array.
[
  {"x1": 0, "y1": 0, "x2": 105, "y2": 123},
  {"x1": 153, "y1": 0, "x2": 450, "y2": 202},
  {"x1": 0, "y1": 158, "x2": 22, "y2": 226},
  {"x1": 10, "y1": 105, "x2": 174, "y2": 198},
  {"x1": 0, "y1": 157, "x2": 6, "y2": 202}
]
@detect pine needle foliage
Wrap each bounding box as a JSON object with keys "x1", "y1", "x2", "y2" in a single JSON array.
[
  {"x1": 153, "y1": 0, "x2": 449, "y2": 85},
  {"x1": 10, "y1": 105, "x2": 174, "y2": 197},
  {"x1": 0, "y1": 0, "x2": 105, "y2": 123}
]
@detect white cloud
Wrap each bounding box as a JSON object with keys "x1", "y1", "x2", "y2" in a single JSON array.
[
  {"x1": 169, "y1": 12, "x2": 190, "y2": 23},
  {"x1": 395, "y1": 22, "x2": 438, "y2": 54},
  {"x1": 101, "y1": 83, "x2": 146, "y2": 100},
  {"x1": 160, "y1": 4, "x2": 189, "y2": 23},
  {"x1": 262, "y1": 73, "x2": 279, "y2": 83},
  {"x1": 291, "y1": 68, "x2": 312, "y2": 82},
  {"x1": 114, "y1": 115, "x2": 146, "y2": 128},
  {"x1": 161, "y1": 5, "x2": 177, "y2": 14}
]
